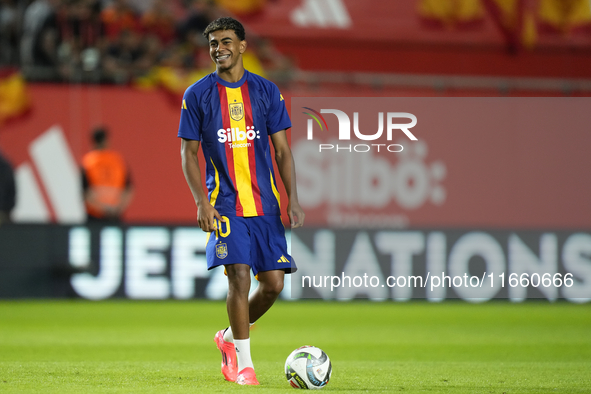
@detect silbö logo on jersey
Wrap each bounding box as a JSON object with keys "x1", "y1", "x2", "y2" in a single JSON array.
[{"x1": 217, "y1": 126, "x2": 261, "y2": 149}]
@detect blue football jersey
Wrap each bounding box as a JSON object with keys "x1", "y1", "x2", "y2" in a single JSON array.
[{"x1": 178, "y1": 70, "x2": 291, "y2": 217}]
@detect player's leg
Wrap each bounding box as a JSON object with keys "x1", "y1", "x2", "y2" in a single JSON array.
[
  {"x1": 208, "y1": 217, "x2": 256, "y2": 383},
  {"x1": 245, "y1": 215, "x2": 294, "y2": 323},
  {"x1": 225, "y1": 263, "x2": 260, "y2": 385},
  {"x1": 225, "y1": 263, "x2": 251, "y2": 340},
  {"x1": 220, "y1": 215, "x2": 290, "y2": 386},
  {"x1": 249, "y1": 269, "x2": 284, "y2": 323},
  {"x1": 223, "y1": 269, "x2": 284, "y2": 379},
  {"x1": 223, "y1": 269, "x2": 285, "y2": 340}
]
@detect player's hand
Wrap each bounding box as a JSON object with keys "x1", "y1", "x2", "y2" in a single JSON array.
[
  {"x1": 288, "y1": 200, "x2": 305, "y2": 229},
  {"x1": 197, "y1": 202, "x2": 224, "y2": 232}
]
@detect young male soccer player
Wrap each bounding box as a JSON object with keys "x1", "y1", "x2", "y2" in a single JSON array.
[{"x1": 177, "y1": 17, "x2": 304, "y2": 386}]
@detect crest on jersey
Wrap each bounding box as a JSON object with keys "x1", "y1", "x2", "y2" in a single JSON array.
[
  {"x1": 216, "y1": 243, "x2": 228, "y2": 259},
  {"x1": 229, "y1": 102, "x2": 244, "y2": 121}
]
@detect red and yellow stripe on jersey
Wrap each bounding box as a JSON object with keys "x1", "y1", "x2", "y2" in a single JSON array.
[{"x1": 218, "y1": 81, "x2": 264, "y2": 216}]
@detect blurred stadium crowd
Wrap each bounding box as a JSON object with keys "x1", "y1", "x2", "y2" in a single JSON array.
[{"x1": 0, "y1": 0, "x2": 292, "y2": 87}]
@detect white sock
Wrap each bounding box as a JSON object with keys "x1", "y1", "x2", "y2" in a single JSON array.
[
  {"x1": 223, "y1": 327, "x2": 233, "y2": 342},
  {"x1": 223, "y1": 323, "x2": 254, "y2": 343},
  {"x1": 233, "y1": 338, "x2": 254, "y2": 371}
]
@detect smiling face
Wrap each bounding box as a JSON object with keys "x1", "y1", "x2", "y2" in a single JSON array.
[{"x1": 208, "y1": 29, "x2": 246, "y2": 73}]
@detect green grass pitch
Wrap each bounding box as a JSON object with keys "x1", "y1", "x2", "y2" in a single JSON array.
[{"x1": 1, "y1": 300, "x2": 590, "y2": 393}]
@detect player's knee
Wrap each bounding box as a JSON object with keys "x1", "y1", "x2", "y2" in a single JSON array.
[
  {"x1": 226, "y1": 265, "x2": 251, "y2": 290},
  {"x1": 262, "y1": 280, "x2": 284, "y2": 298}
]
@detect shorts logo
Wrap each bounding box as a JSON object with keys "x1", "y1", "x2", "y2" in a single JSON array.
[
  {"x1": 229, "y1": 102, "x2": 244, "y2": 121},
  {"x1": 277, "y1": 255, "x2": 290, "y2": 263},
  {"x1": 216, "y1": 243, "x2": 228, "y2": 259}
]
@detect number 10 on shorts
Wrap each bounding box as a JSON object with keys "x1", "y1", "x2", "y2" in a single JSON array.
[{"x1": 214, "y1": 216, "x2": 231, "y2": 238}]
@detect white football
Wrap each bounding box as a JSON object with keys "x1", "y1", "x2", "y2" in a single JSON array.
[{"x1": 284, "y1": 346, "x2": 331, "y2": 389}]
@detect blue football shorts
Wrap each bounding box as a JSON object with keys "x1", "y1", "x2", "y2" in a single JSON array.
[{"x1": 205, "y1": 215, "x2": 296, "y2": 276}]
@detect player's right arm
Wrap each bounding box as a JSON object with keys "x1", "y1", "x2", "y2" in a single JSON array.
[{"x1": 180, "y1": 138, "x2": 223, "y2": 232}]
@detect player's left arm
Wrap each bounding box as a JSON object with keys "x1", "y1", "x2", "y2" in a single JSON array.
[{"x1": 270, "y1": 129, "x2": 305, "y2": 228}]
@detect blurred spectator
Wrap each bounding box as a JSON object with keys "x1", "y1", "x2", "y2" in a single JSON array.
[
  {"x1": 100, "y1": 0, "x2": 140, "y2": 41},
  {"x1": 29, "y1": 0, "x2": 63, "y2": 74},
  {"x1": 132, "y1": 0, "x2": 217, "y2": 93},
  {"x1": 81, "y1": 126, "x2": 133, "y2": 222},
  {"x1": 56, "y1": 0, "x2": 104, "y2": 79},
  {"x1": 20, "y1": 0, "x2": 56, "y2": 67},
  {"x1": 126, "y1": 0, "x2": 152, "y2": 14},
  {"x1": 21, "y1": 0, "x2": 103, "y2": 80},
  {"x1": 178, "y1": 0, "x2": 218, "y2": 36},
  {"x1": 171, "y1": 0, "x2": 220, "y2": 70},
  {"x1": 102, "y1": 28, "x2": 159, "y2": 83},
  {"x1": 0, "y1": 150, "x2": 16, "y2": 225},
  {"x1": 0, "y1": 0, "x2": 19, "y2": 66},
  {"x1": 141, "y1": 0, "x2": 177, "y2": 45},
  {"x1": 15, "y1": 0, "x2": 294, "y2": 86}
]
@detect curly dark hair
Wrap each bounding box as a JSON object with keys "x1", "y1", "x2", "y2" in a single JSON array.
[{"x1": 203, "y1": 17, "x2": 246, "y2": 41}]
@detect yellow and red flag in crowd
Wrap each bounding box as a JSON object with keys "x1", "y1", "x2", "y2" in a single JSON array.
[
  {"x1": 0, "y1": 69, "x2": 31, "y2": 127},
  {"x1": 418, "y1": 0, "x2": 485, "y2": 29},
  {"x1": 215, "y1": 0, "x2": 267, "y2": 17},
  {"x1": 420, "y1": 0, "x2": 591, "y2": 50},
  {"x1": 482, "y1": 0, "x2": 537, "y2": 50},
  {"x1": 483, "y1": 0, "x2": 591, "y2": 49},
  {"x1": 537, "y1": 0, "x2": 591, "y2": 35}
]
